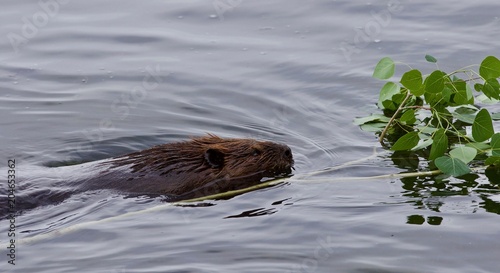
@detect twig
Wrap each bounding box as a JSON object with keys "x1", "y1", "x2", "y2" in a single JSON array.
[{"x1": 379, "y1": 91, "x2": 412, "y2": 144}]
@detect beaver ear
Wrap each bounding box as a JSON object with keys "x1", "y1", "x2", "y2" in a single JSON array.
[{"x1": 205, "y1": 148, "x2": 225, "y2": 168}]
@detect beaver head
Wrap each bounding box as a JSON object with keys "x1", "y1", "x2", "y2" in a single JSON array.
[{"x1": 109, "y1": 134, "x2": 294, "y2": 197}]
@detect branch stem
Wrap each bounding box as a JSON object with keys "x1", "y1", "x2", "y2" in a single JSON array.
[{"x1": 379, "y1": 91, "x2": 412, "y2": 144}]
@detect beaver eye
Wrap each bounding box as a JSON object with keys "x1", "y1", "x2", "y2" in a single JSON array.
[{"x1": 252, "y1": 148, "x2": 262, "y2": 156}]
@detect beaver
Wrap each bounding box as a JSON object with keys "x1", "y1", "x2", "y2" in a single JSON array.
[{"x1": 1, "y1": 134, "x2": 294, "y2": 218}]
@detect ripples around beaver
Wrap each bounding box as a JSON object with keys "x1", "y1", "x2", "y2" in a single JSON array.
[{"x1": 0, "y1": 135, "x2": 294, "y2": 218}]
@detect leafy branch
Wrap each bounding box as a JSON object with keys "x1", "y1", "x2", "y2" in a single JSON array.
[{"x1": 355, "y1": 55, "x2": 500, "y2": 177}]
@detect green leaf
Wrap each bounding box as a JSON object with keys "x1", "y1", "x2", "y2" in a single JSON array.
[
  {"x1": 452, "y1": 111, "x2": 475, "y2": 124},
  {"x1": 425, "y1": 55, "x2": 437, "y2": 63},
  {"x1": 451, "y1": 80, "x2": 471, "y2": 105},
  {"x1": 492, "y1": 112, "x2": 500, "y2": 120},
  {"x1": 435, "y1": 156, "x2": 471, "y2": 176},
  {"x1": 360, "y1": 123, "x2": 387, "y2": 132},
  {"x1": 455, "y1": 104, "x2": 480, "y2": 112},
  {"x1": 382, "y1": 100, "x2": 397, "y2": 110},
  {"x1": 452, "y1": 106, "x2": 478, "y2": 124},
  {"x1": 442, "y1": 86, "x2": 453, "y2": 103},
  {"x1": 415, "y1": 126, "x2": 438, "y2": 135},
  {"x1": 451, "y1": 79, "x2": 466, "y2": 90},
  {"x1": 400, "y1": 109, "x2": 416, "y2": 125},
  {"x1": 392, "y1": 93, "x2": 406, "y2": 104},
  {"x1": 412, "y1": 86, "x2": 425, "y2": 97},
  {"x1": 490, "y1": 133, "x2": 500, "y2": 157},
  {"x1": 449, "y1": 146, "x2": 477, "y2": 164},
  {"x1": 391, "y1": 131, "x2": 420, "y2": 151},
  {"x1": 472, "y1": 108, "x2": 494, "y2": 142},
  {"x1": 485, "y1": 156, "x2": 500, "y2": 166},
  {"x1": 353, "y1": 114, "x2": 391, "y2": 126},
  {"x1": 401, "y1": 69, "x2": 423, "y2": 94},
  {"x1": 465, "y1": 84, "x2": 474, "y2": 104},
  {"x1": 373, "y1": 57, "x2": 395, "y2": 80},
  {"x1": 453, "y1": 89, "x2": 469, "y2": 105},
  {"x1": 429, "y1": 129, "x2": 448, "y2": 160},
  {"x1": 482, "y1": 78, "x2": 500, "y2": 100},
  {"x1": 412, "y1": 138, "x2": 433, "y2": 151},
  {"x1": 465, "y1": 142, "x2": 491, "y2": 152},
  {"x1": 424, "y1": 91, "x2": 444, "y2": 107},
  {"x1": 378, "y1": 82, "x2": 400, "y2": 109},
  {"x1": 425, "y1": 70, "x2": 447, "y2": 93},
  {"x1": 479, "y1": 56, "x2": 500, "y2": 80},
  {"x1": 476, "y1": 93, "x2": 499, "y2": 104},
  {"x1": 433, "y1": 105, "x2": 451, "y2": 118}
]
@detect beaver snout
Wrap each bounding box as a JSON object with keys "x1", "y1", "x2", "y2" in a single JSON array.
[
  {"x1": 284, "y1": 146, "x2": 293, "y2": 163},
  {"x1": 273, "y1": 144, "x2": 294, "y2": 174}
]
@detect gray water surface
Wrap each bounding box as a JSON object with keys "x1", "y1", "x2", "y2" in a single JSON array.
[{"x1": 1, "y1": 1, "x2": 500, "y2": 272}]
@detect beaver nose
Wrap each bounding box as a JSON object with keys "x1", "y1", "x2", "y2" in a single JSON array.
[
  {"x1": 283, "y1": 146, "x2": 293, "y2": 162},
  {"x1": 282, "y1": 145, "x2": 295, "y2": 172}
]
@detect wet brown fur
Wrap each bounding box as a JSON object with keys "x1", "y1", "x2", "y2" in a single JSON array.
[
  {"x1": 0, "y1": 135, "x2": 293, "y2": 218},
  {"x1": 94, "y1": 134, "x2": 294, "y2": 197}
]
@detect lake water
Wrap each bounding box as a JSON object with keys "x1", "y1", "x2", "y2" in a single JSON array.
[{"x1": 1, "y1": 0, "x2": 500, "y2": 272}]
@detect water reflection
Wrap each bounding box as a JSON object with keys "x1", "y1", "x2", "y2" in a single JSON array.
[
  {"x1": 225, "y1": 207, "x2": 277, "y2": 218},
  {"x1": 224, "y1": 198, "x2": 292, "y2": 218},
  {"x1": 388, "y1": 151, "x2": 500, "y2": 219},
  {"x1": 406, "y1": 215, "x2": 443, "y2": 225},
  {"x1": 480, "y1": 195, "x2": 500, "y2": 214}
]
